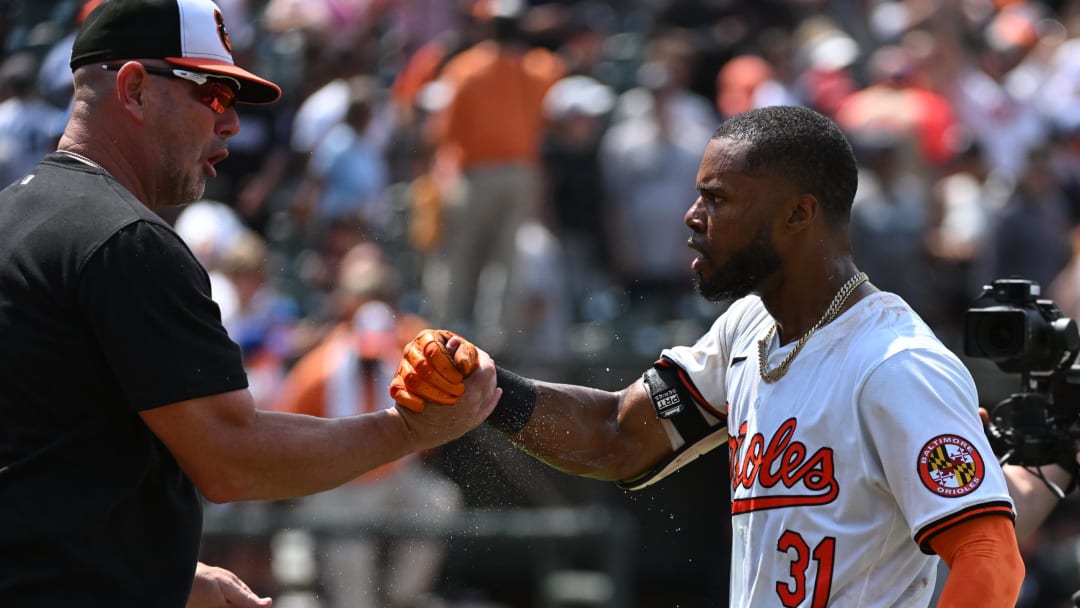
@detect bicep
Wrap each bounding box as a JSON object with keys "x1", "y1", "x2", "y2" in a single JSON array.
[
  {"x1": 616, "y1": 379, "x2": 680, "y2": 474},
  {"x1": 139, "y1": 389, "x2": 257, "y2": 497}
]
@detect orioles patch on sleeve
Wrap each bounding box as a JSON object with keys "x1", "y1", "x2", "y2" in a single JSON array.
[{"x1": 916, "y1": 434, "x2": 985, "y2": 497}]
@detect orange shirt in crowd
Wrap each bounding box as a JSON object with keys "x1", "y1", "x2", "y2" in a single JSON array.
[{"x1": 438, "y1": 40, "x2": 565, "y2": 169}]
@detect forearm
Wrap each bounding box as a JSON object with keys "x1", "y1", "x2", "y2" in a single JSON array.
[
  {"x1": 235, "y1": 409, "x2": 419, "y2": 500},
  {"x1": 204, "y1": 408, "x2": 419, "y2": 502},
  {"x1": 498, "y1": 377, "x2": 671, "y2": 482},
  {"x1": 932, "y1": 515, "x2": 1024, "y2": 608},
  {"x1": 157, "y1": 358, "x2": 500, "y2": 502},
  {"x1": 1004, "y1": 462, "x2": 1073, "y2": 539},
  {"x1": 145, "y1": 390, "x2": 429, "y2": 502},
  {"x1": 146, "y1": 355, "x2": 500, "y2": 503},
  {"x1": 508, "y1": 383, "x2": 624, "y2": 478}
]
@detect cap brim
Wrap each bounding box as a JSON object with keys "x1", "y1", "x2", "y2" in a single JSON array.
[{"x1": 165, "y1": 57, "x2": 281, "y2": 104}]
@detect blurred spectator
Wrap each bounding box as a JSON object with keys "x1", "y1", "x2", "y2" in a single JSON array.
[
  {"x1": 213, "y1": 100, "x2": 295, "y2": 235},
  {"x1": 715, "y1": 54, "x2": 780, "y2": 119},
  {"x1": 205, "y1": 0, "x2": 295, "y2": 232},
  {"x1": 1052, "y1": 124, "x2": 1080, "y2": 221},
  {"x1": 848, "y1": 132, "x2": 936, "y2": 321},
  {"x1": 289, "y1": 45, "x2": 393, "y2": 165},
  {"x1": 599, "y1": 58, "x2": 710, "y2": 315},
  {"x1": 217, "y1": 230, "x2": 302, "y2": 411},
  {"x1": 1042, "y1": 35, "x2": 1080, "y2": 216},
  {"x1": 988, "y1": 144, "x2": 1072, "y2": 291},
  {"x1": 274, "y1": 247, "x2": 462, "y2": 608},
  {"x1": 540, "y1": 74, "x2": 615, "y2": 307},
  {"x1": 791, "y1": 16, "x2": 859, "y2": 117},
  {"x1": 1040, "y1": 34, "x2": 1080, "y2": 147},
  {"x1": 611, "y1": 32, "x2": 715, "y2": 131},
  {"x1": 174, "y1": 201, "x2": 304, "y2": 408},
  {"x1": 835, "y1": 44, "x2": 959, "y2": 168},
  {"x1": 751, "y1": 26, "x2": 802, "y2": 109},
  {"x1": 263, "y1": 0, "x2": 374, "y2": 50},
  {"x1": 173, "y1": 199, "x2": 248, "y2": 322},
  {"x1": 37, "y1": 0, "x2": 103, "y2": 110},
  {"x1": 389, "y1": 29, "x2": 464, "y2": 131},
  {"x1": 947, "y1": 3, "x2": 1050, "y2": 179},
  {"x1": 925, "y1": 137, "x2": 1011, "y2": 334},
  {"x1": 292, "y1": 76, "x2": 391, "y2": 245},
  {"x1": 399, "y1": 127, "x2": 442, "y2": 240},
  {"x1": 426, "y1": 0, "x2": 565, "y2": 348},
  {"x1": 500, "y1": 219, "x2": 572, "y2": 373},
  {"x1": 547, "y1": 1, "x2": 618, "y2": 80},
  {"x1": 1049, "y1": 223, "x2": 1080, "y2": 325},
  {"x1": 379, "y1": 0, "x2": 460, "y2": 60},
  {"x1": 0, "y1": 51, "x2": 65, "y2": 187}
]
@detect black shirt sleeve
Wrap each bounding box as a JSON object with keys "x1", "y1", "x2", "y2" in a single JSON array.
[{"x1": 77, "y1": 220, "x2": 248, "y2": 411}]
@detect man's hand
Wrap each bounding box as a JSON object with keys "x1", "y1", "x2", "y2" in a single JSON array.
[
  {"x1": 390, "y1": 329, "x2": 479, "y2": 412},
  {"x1": 187, "y1": 562, "x2": 271, "y2": 608},
  {"x1": 392, "y1": 343, "x2": 501, "y2": 450}
]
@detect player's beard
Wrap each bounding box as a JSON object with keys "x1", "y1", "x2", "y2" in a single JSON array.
[
  {"x1": 164, "y1": 156, "x2": 207, "y2": 207},
  {"x1": 694, "y1": 223, "x2": 782, "y2": 303}
]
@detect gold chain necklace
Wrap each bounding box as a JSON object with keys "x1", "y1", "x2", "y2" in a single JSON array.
[{"x1": 757, "y1": 272, "x2": 869, "y2": 383}]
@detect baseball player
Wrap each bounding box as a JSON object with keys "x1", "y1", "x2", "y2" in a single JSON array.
[{"x1": 393, "y1": 106, "x2": 1025, "y2": 606}]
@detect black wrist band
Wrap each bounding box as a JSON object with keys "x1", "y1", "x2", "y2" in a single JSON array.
[{"x1": 487, "y1": 366, "x2": 537, "y2": 435}]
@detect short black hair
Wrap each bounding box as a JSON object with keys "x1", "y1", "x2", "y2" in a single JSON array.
[{"x1": 713, "y1": 105, "x2": 858, "y2": 227}]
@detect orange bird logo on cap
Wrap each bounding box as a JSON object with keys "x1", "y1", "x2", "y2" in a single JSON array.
[{"x1": 214, "y1": 9, "x2": 233, "y2": 55}]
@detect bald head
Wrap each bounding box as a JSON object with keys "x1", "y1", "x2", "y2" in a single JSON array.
[{"x1": 70, "y1": 64, "x2": 113, "y2": 111}]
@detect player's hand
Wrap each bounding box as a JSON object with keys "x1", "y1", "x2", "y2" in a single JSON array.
[
  {"x1": 394, "y1": 344, "x2": 501, "y2": 449},
  {"x1": 389, "y1": 329, "x2": 480, "y2": 412},
  {"x1": 187, "y1": 562, "x2": 272, "y2": 608}
]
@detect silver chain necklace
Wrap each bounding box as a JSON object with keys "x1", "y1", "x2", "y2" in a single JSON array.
[{"x1": 757, "y1": 272, "x2": 869, "y2": 383}]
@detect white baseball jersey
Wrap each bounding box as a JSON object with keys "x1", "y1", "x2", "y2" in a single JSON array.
[{"x1": 658, "y1": 291, "x2": 1014, "y2": 607}]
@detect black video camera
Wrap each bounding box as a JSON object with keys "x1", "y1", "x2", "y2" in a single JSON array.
[{"x1": 964, "y1": 278, "x2": 1080, "y2": 469}]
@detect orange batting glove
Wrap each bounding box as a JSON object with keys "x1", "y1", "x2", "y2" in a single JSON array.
[{"x1": 389, "y1": 329, "x2": 480, "y2": 412}]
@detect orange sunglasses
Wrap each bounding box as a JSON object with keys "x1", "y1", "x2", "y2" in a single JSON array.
[{"x1": 101, "y1": 63, "x2": 239, "y2": 115}]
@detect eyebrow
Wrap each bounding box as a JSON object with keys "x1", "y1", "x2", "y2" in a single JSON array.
[{"x1": 697, "y1": 183, "x2": 726, "y2": 196}]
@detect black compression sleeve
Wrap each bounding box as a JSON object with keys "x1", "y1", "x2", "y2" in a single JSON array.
[{"x1": 487, "y1": 366, "x2": 537, "y2": 435}]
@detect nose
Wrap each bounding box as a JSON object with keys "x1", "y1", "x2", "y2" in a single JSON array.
[
  {"x1": 685, "y1": 196, "x2": 704, "y2": 230},
  {"x1": 216, "y1": 106, "x2": 241, "y2": 139}
]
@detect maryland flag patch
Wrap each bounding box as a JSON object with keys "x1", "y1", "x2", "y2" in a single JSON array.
[{"x1": 917, "y1": 434, "x2": 985, "y2": 497}]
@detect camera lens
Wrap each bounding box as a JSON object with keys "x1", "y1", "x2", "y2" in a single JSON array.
[
  {"x1": 986, "y1": 322, "x2": 1021, "y2": 351},
  {"x1": 964, "y1": 308, "x2": 1027, "y2": 360}
]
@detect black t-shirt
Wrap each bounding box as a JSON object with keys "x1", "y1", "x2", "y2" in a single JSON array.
[{"x1": 0, "y1": 153, "x2": 249, "y2": 605}]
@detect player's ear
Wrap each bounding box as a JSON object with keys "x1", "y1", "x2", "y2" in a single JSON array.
[
  {"x1": 111, "y1": 62, "x2": 151, "y2": 123},
  {"x1": 783, "y1": 192, "x2": 818, "y2": 234}
]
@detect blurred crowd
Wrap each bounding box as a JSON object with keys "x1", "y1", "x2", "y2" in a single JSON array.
[{"x1": 4, "y1": 0, "x2": 1080, "y2": 605}]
